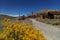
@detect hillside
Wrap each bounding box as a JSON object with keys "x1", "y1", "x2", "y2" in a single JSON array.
[{"x1": 0, "y1": 14, "x2": 17, "y2": 20}]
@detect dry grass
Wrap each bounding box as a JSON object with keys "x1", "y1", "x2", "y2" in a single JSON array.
[
  {"x1": 19, "y1": 19, "x2": 32, "y2": 25},
  {"x1": 36, "y1": 17, "x2": 60, "y2": 28}
]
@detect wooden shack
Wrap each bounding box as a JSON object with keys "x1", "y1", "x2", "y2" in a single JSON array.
[
  {"x1": 18, "y1": 15, "x2": 26, "y2": 20},
  {"x1": 40, "y1": 10, "x2": 60, "y2": 19}
]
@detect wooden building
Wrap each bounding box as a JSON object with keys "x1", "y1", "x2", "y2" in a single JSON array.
[
  {"x1": 18, "y1": 15, "x2": 26, "y2": 20},
  {"x1": 40, "y1": 10, "x2": 60, "y2": 19}
]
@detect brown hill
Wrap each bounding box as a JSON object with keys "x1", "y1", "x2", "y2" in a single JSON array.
[{"x1": 0, "y1": 14, "x2": 17, "y2": 20}]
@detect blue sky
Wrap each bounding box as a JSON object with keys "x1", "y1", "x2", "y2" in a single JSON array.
[{"x1": 0, "y1": 0, "x2": 60, "y2": 16}]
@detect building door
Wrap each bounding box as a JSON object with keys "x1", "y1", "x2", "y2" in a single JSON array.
[{"x1": 48, "y1": 12, "x2": 54, "y2": 19}]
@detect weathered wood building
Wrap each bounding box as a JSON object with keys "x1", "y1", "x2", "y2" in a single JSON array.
[
  {"x1": 18, "y1": 15, "x2": 26, "y2": 20},
  {"x1": 40, "y1": 10, "x2": 60, "y2": 19}
]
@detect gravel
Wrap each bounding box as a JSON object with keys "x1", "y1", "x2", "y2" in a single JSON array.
[{"x1": 30, "y1": 19, "x2": 60, "y2": 40}]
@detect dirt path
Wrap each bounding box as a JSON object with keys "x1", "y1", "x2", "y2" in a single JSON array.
[{"x1": 30, "y1": 19, "x2": 60, "y2": 40}]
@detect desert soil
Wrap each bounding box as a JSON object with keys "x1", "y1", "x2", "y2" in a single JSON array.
[{"x1": 30, "y1": 19, "x2": 60, "y2": 40}]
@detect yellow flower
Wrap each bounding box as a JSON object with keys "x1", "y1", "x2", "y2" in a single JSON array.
[
  {"x1": 0, "y1": 20, "x2": 47, "y2": 40},
  {"x1": 12, "y1": 38, "x2": 15, "y2": 40}
]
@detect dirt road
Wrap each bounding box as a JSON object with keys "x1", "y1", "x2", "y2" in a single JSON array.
[{"x1": 30, "y1": 19, "x2": 60, "y2": 40}]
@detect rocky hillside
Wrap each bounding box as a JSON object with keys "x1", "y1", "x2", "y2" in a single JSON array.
[{"x1": 0, "y1": 14, "x2": 17, "y2": 20}]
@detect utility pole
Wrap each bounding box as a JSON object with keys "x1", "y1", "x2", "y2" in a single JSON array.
[
  {"x1": 32, "y1": 11, "x2": 34, "y2": 18},
  {"x1": 19, "y1": 10, "x2": 20, "y2": 18},
  {"x1": 18, "y1": 10, "x2": 20, "y2": 20}
]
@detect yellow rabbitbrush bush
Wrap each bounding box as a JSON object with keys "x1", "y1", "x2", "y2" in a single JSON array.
[
  {"x1": 0, "y1": 23, "x2": 47, "y2": 40},
  {"x1": 0, "y1": 18, "x2": 47, "y2": 40},
  {"x1": 2, "y1": 18, "x2": 10, "y2": 27}
]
